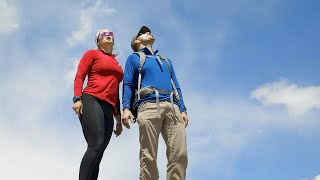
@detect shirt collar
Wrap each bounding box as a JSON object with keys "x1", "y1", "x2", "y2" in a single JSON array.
[
  {"x1": 138, "y1": 47, "x2": 159, "y2": 55},
  {"x1": 98, "y1": 49, "x2": 116, "y2": 57}
]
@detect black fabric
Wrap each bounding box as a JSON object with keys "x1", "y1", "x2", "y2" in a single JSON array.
[{"x1": 79, "y1": 93, "x2": 114, "y2": 180}]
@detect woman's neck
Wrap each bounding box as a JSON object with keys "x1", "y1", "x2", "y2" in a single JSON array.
[{"x1": 98, "y1": 45, "x2": 112, "y2": 54}]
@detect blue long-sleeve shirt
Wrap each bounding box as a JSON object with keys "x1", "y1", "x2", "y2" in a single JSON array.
[{"x1": 122, "y1": 47, "x2": 187, "y2": 112}]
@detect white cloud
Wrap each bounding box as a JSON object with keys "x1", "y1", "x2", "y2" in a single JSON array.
[
  {"x1": 315, "y1": 175, "x2": 320, "y2": 180},
  {"x1": 251, "y1": 79, "x2": 320, "y2": 115},
  {"x1": 0, "y1": 59, "x2": 76, "y2": 179},
  {"x1": 183, "y1": 85, "x2": 320, "y2": 177},
  {"x1": 0, "y1": 0, "x2": 19, "y2": 33},
  {"x1": 0, "y1": 124, "x2": 79, "y2": 179},
  {"x1": 64, "y1": 57, "x2": 80, "y2": 88},
  {"x1": 0, "y1": 118, "x2": 140, "y2": 179},
  {"x1": 66, "y1": 0, "x2": 116, "y2": 47},
  {"x1": 184, "y1": 95, "x2": 265, "y2": 176}
]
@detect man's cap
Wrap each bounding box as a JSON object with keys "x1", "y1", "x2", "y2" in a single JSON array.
[
  {"x1": 130, "y1": 26, "x2": 151, "y2": 52},
  {"x1": 137, "y1": 26, "x2": 151, "y2": 36}
]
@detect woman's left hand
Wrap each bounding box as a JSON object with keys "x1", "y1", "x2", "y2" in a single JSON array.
[
  {"x1": 114, "y1": 115, "x2": 123, "y2": 137},
  {"x1": 114, "y1": 122, "x2": 123, "y2": 137}
]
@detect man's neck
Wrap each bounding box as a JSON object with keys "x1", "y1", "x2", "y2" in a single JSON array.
[
  {"x1": 146, "y1": 44, "x2": 153, "y2": 54},
  {"x1": 139, "y1": 44, "x2": 153, "y2": 54}
]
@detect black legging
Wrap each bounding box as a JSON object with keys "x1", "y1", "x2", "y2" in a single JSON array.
[{"x1": 79, "y1": 93, "x2": 114, "y2": 180}]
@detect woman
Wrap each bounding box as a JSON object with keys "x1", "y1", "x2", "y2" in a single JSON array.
[{"x1": 72, "y1": 29, "x2": 123, "y2": 180}]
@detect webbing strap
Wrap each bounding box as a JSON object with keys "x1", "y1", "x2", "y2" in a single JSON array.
[
  {"x1": 155, "y1": 55, "x2": 163, "y2": 65},
  {"x1": 137, "y1": 52, "x2": 146, "y2": 73},
  {"x1": 155, "y1": 90, "x2": 160, "y2": 119},
  {"x1": 160, "y1": 55, "x2": 180, "y2": 101},
  {"x1": 146, "y1": 55, "x2": 163, "y2": 66},
  {"x1": 138, "y1": 73, "x2": 142, "y2": 100},
  {"x1": 171, "y1": 79, "x2": 180, "y2": 100},
  {"x1": 134, "y1": 51, "x2": 146, "y2": 100},
  {"x1": 159, "y1": 55, "x2": 171, "y2": 73}
]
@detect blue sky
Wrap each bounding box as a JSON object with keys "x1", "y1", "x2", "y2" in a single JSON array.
[{"x1": 1, "y1": 0, "x2": 320, "y2": 179}]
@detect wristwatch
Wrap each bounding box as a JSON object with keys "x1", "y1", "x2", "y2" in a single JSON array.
[{"x1": 73, "y1": 96, "x2": 82, "y2": 103}]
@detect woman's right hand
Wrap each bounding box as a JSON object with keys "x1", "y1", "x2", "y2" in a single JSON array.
[{"x1": 72, "y1": 101, "x2": 83, "y2": 116}]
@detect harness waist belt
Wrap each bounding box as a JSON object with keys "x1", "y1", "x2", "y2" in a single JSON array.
[{"x1": 136, "y1": 86, "x2": 177, "y2": 119}]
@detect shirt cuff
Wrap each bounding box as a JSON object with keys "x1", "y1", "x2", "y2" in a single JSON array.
[
  {"x1": 122, "y1": 103, "x2": 131, "y2": 111},
  {"x1": 179, "y1": 105, "x2": 187, "y2": 113}
]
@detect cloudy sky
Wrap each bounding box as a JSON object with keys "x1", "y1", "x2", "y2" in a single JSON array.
[{"x1": 1, "y1": 0, "x2": 320, "y2": 179}]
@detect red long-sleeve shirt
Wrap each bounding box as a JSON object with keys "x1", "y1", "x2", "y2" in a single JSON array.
[{"x1": 74, "y1": 49, "x2": 123, "y2": 115}]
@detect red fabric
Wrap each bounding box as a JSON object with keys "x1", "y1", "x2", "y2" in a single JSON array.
[{"x1": 74, "y1": 49, "x2": 123, "y2": 116}]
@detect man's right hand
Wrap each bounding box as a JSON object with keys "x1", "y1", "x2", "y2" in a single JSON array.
[
  {"x1": 72, "y1": 101, "x2": 83, "y2": 117},
  {"x1": 121, "y1": 108, "x2": 135, "y2": 129}
]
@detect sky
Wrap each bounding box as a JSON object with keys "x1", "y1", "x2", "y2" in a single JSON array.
[{"x1": 0, "y1": 0, "x2": 320, "y2": 179}]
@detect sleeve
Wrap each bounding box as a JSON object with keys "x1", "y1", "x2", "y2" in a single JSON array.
[
  {"x1": 122, "y1": 54, "x2": 139, "y2": 110},
  {"x1": 74, "y1": 50, "x2": 95, "y2": 96},
  {"x1": 169, "y1": 59, "x2": 187, "y2": 113}
]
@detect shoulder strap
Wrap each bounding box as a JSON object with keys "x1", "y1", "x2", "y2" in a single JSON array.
[
  {"x1": 158, "y1": 55, "x2": 180, "y2": 100},
  {"x1": 134, "y1": 51, "x2": 147, "y2": 74},
  {"x1": 158, "y1": 55, "x2": 172, "y2": 75},
  {"x1": 133, "y1": 51, "x2": 146, "y2": 100}
]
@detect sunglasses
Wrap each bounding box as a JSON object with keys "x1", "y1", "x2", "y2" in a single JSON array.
[{"x1": 100, "y1": 31, "x2": 114, "y2": 37}]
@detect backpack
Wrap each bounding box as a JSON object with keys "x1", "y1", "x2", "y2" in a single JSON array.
[{"x1": 129, "y1": 51, "x2": 180, "y2": 121}]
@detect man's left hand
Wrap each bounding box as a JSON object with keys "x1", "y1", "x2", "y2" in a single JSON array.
[{"x1": 181, "y1": 112, "x2": 188, "y2": 128}]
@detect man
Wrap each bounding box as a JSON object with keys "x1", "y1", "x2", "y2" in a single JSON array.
[{"x1": 122, "y1": 26, "x2": 189, "y2": 180}]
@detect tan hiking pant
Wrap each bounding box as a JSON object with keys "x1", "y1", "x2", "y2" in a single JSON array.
[{"x1": 137, "y1": 101, "x2": 188, "y2": 180}]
